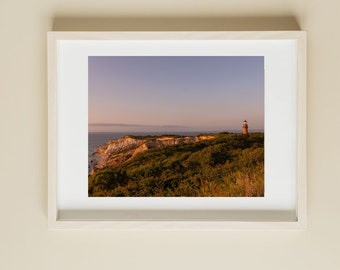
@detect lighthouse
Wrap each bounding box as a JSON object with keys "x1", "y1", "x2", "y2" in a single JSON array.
[{"x1": 242, "y1": 120, "x2": 248, "y2": 135}]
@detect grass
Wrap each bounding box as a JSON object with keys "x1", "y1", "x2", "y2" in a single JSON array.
[{"x1": 89, "y1": 132, "x2": 264, "y2": 197}]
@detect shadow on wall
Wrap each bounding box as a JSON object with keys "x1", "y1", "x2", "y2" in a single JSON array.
[{"x1": 52, "y1": 17, "x2": 301, "y2": 31}]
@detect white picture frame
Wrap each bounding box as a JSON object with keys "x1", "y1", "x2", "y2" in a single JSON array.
[{"x1": 48, "y1": 31, "x2": 306, "y2": 230}]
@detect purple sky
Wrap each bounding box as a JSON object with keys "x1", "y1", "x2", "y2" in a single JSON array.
[{"x1": 88, "y1": 56, "x2": 264, "y2": 132}]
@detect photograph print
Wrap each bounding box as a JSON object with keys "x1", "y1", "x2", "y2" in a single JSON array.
[{"x1": 88, "y1": 56, "x2": 264, "y2": 197}]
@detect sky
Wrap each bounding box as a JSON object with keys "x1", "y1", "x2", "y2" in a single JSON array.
[{"x1": 88, "y1": 56, "x2": 264, "y2": 133}]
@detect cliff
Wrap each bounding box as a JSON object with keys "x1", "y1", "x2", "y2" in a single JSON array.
[
  {"x1": 89, "y1": 135, "x2": 214, "y2": 174},
  {"x1": 88, "y1": 132, "x2": 265, "y2": 197}
]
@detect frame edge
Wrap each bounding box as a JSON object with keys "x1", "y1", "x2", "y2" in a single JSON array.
[{"x1": 47, "y1": 30, "x2": 307, "y2": 230}]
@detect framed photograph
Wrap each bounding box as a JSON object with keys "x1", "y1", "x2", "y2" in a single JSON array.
[{"x1": 48, "y1": 31, "x2": 306, "y2": 230}]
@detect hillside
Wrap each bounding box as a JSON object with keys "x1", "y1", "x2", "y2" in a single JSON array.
[{"x1": 88, "y1": 132, "x2": 264, "y2": 197}]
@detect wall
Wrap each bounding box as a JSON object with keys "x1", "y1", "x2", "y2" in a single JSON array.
[{"x1": 1, "y1": 0, "x2": 340, "y2": 269}]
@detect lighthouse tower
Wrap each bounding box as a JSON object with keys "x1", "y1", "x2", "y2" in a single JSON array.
[{"x1": 242, "y1": 120, "x2": 248, "y2": 135}]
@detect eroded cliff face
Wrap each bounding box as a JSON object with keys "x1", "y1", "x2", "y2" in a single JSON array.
[{"x1": 89, "y1": 135, "x2": 214, "y2": 174}]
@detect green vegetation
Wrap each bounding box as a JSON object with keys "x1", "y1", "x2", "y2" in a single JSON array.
[{"x1": 88, "y1": 133, "x2": 264, "y2": 197}]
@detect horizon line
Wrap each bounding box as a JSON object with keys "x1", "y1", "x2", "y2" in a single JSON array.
[
  {"x1": 88, "y1": 129, "x2": 265, "y2": 133},
  {"x1": 88, "y1": 123, "x2": 263, "y2": 128},
  {"x1": 89, "y1": 123, "x2": 187, "y2": 128}
]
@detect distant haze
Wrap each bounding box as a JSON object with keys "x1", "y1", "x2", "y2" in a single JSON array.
[{"x1": 89, "y1": 56, "x2": 264, "y2": 133}]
